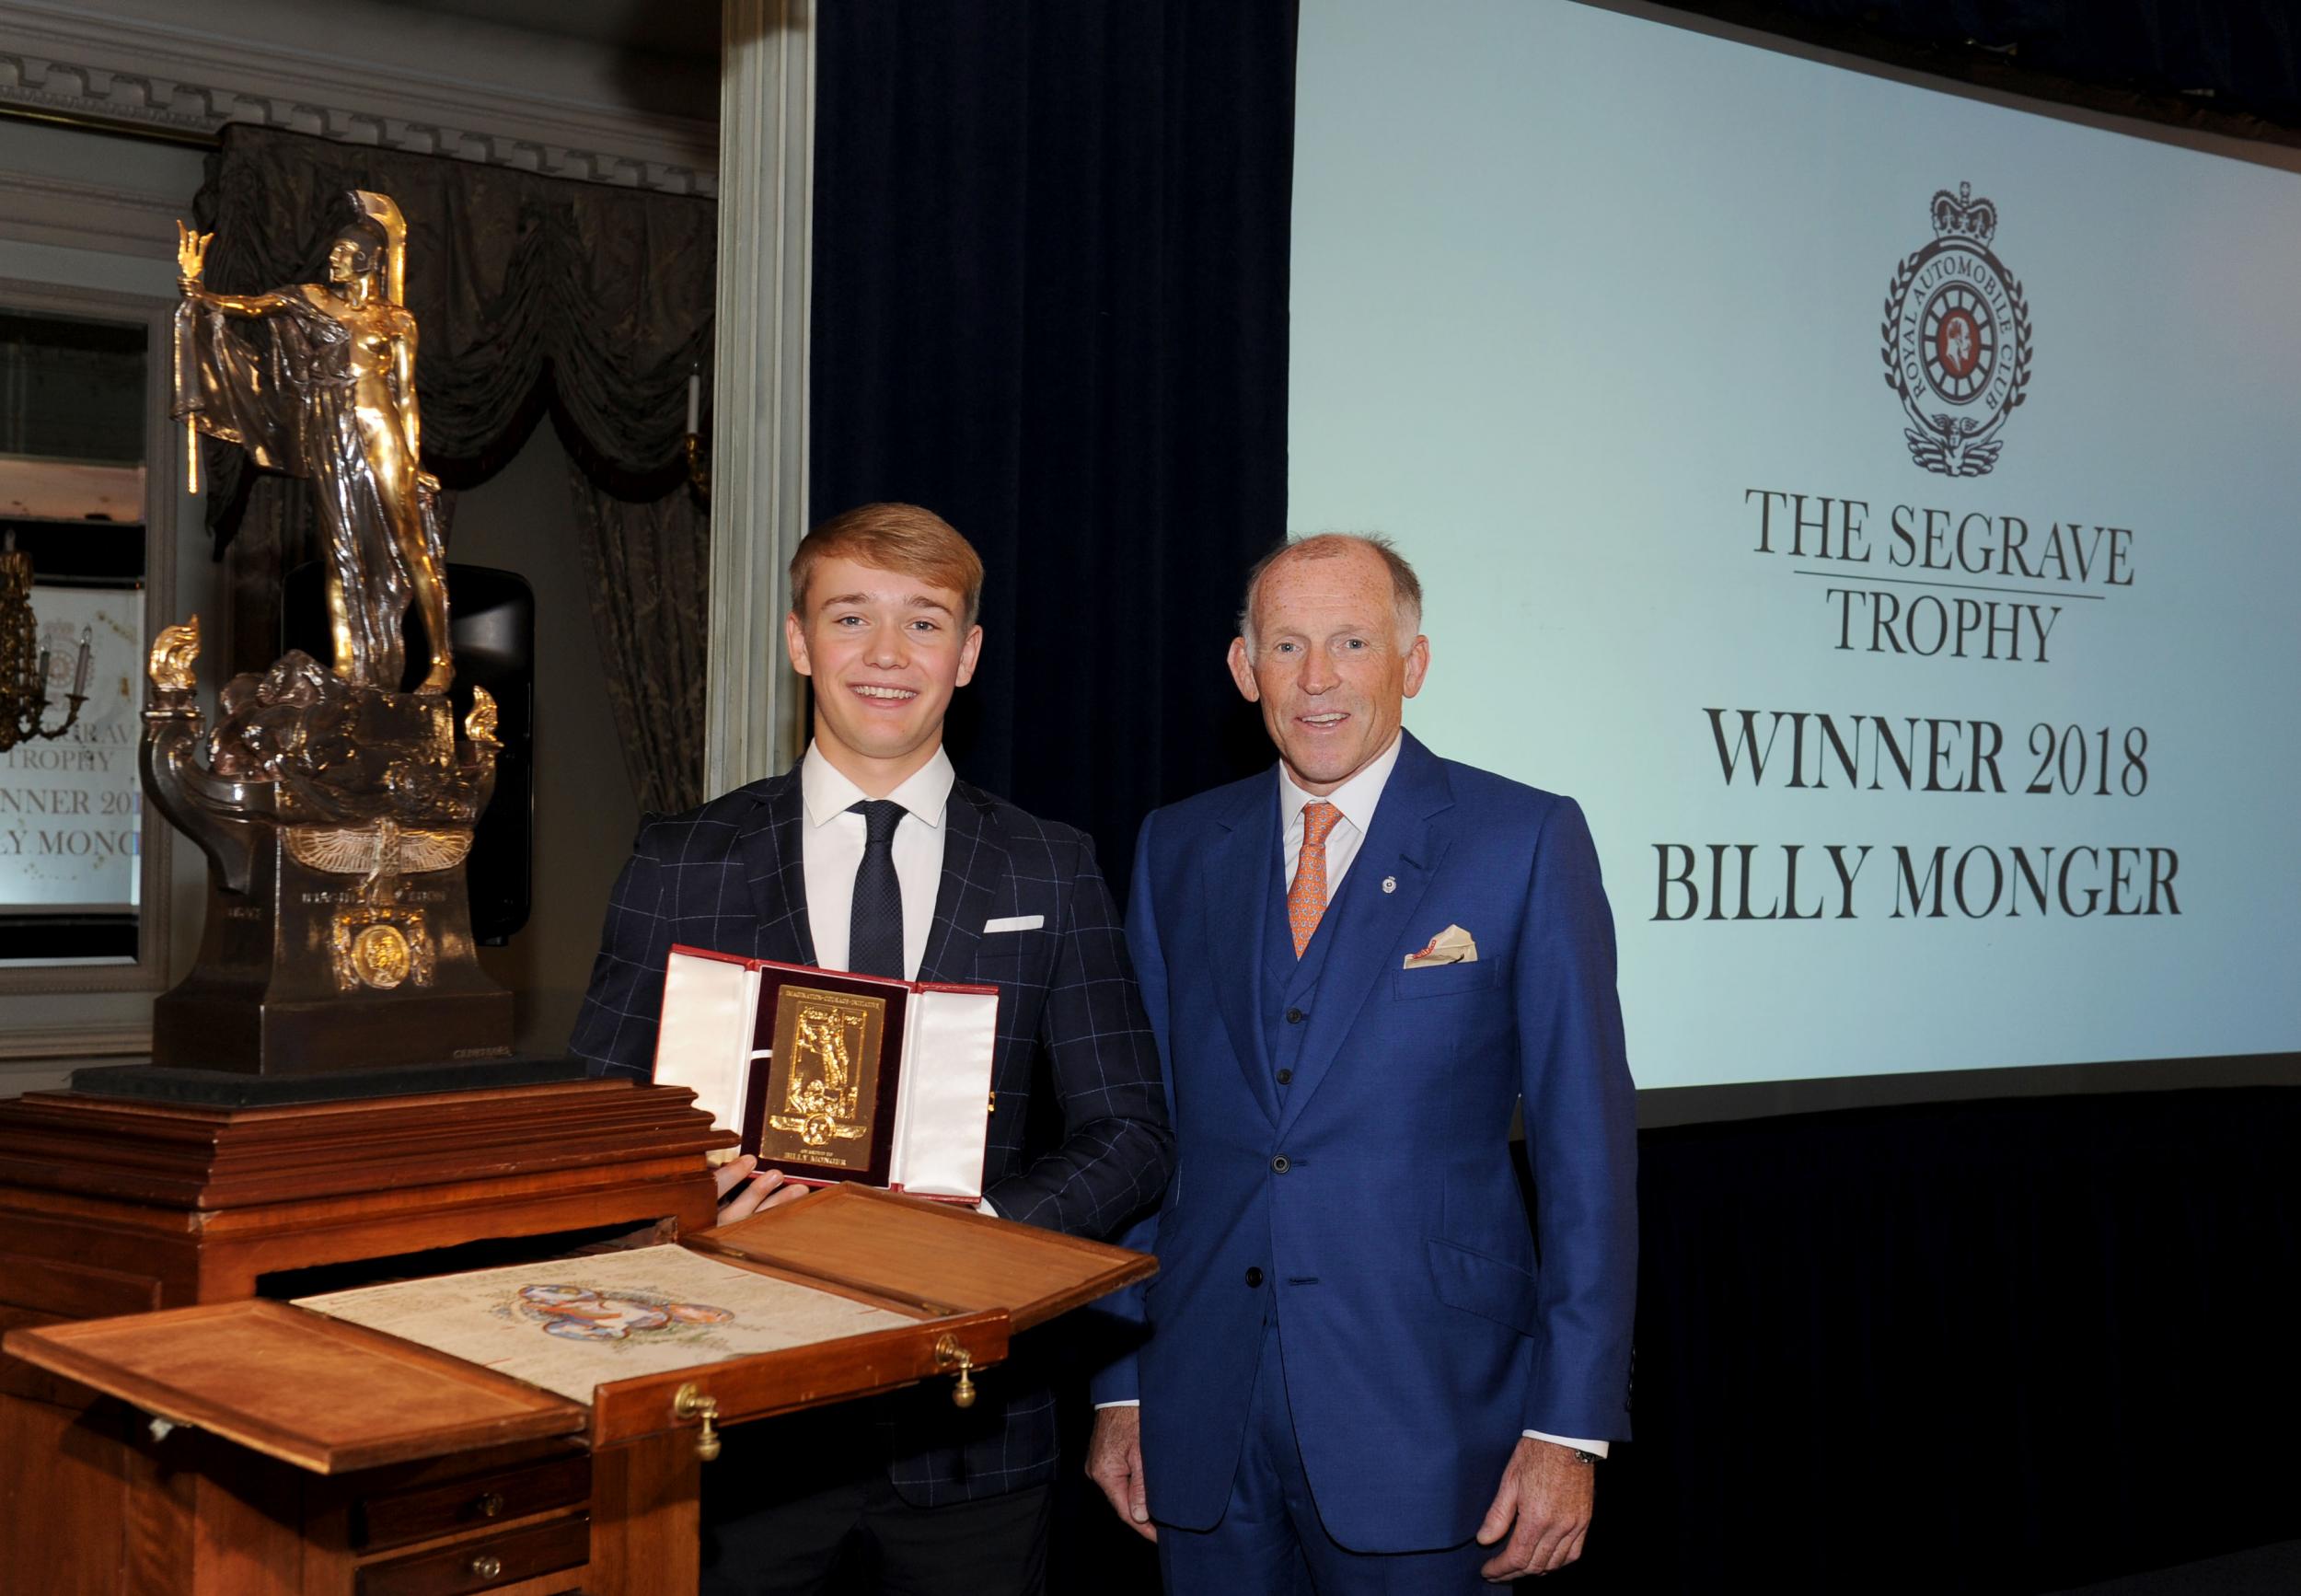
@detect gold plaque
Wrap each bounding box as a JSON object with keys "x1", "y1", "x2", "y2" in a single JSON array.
[
  {"x1": 329, "y1": 905, "x2": 437, "y2": 992},
  {"x1": 353, "y1": 924, "x2": 411, "y2": 988},
  {"x1": 759, "y1": 985, "x2": 887, "y2": 1173}
]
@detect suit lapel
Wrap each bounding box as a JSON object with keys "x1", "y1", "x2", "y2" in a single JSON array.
[
  {"x1": 1276, "y1": 734, "x2": 1456, "y2": 1139},
  {"x1": 1204, "y1": 779, "x2": 1283, "y2": 1125},
  {"x1": 735, "y1": 772, "x2": 817, "y2": 967},
  {"x1": 918, "y1": 783, "x2": 1004, "y2": 984}
]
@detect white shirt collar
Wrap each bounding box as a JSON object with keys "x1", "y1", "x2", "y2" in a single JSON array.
[
  {"x1": 800, "y1": 742, "x2": 955, "y2": 831},
  {"x1": 1277, "y1": 728, "x2": 1405, "y2": 838}
]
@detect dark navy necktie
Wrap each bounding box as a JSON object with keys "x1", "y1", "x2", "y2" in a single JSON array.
[{"x1": 848, "y1": 799, "x2": 906, "y2": 977}]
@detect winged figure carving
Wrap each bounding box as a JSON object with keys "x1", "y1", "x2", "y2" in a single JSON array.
[{"x1": 286, "y1": 816, "x2": 472, "y2": 896}]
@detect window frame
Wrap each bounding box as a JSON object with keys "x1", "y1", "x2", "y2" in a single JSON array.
[{"x1": 0, "y1": 274, "x2": 184, "y2": 1059}]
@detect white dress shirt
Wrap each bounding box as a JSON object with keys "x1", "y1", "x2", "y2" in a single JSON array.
[
  {"x1": 1277, "y1": 725, "x2": 1405, "y2": 899},
  {"x1": 795, "y1": 743, "x2": 1001, "y2": 1216},
  {"x1": 798, "y1": 742, "x2": 954, "y2": 981},
  {"x1": 1114, "y1": 730, "x2": 1608, "y2": 1458}
]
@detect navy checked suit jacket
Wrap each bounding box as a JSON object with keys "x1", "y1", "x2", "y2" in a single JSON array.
[{"x1": 570, "y1": 767, "x2": 1173, "y2": 1504}]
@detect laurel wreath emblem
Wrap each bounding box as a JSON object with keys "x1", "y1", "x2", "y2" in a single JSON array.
[{"x1": 1879, "y1": 244, "x2": 2032, "y2": 478}]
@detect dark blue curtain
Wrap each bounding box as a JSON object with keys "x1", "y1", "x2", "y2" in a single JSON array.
[
  {"x1": 809, "y1": 0, "x2": 1299, "y2": 896},
  {"x1": 809, "y1": 11, "x2": 1296, "y2": 1588}
]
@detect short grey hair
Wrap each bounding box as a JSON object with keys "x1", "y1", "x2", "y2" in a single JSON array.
[{"x1": 1238, "y1": 532, "x2": 1425, "y2": 651}]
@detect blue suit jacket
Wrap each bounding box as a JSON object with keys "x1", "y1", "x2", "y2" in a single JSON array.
[
  {"x1": 571, "y1": 769, "x2": 1173, "y2": 1504},
  {"x1": 1094, "y1": 732, "x2": 1636, "y2": 1553}
]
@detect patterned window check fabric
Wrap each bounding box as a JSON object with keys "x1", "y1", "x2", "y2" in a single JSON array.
[
  {"x1": 1287, "y1": 801, "x2": 1344, "y2": 957},
  {"x1": 570, "y1": 767, "x2": 1174, "y2": 1506}
]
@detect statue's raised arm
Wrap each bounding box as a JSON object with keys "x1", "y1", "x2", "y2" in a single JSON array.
[
  {"x1": 170, "y1": 191, "x2": 451, "y2": 694},
  {"x1": 175, "y1": 220, "x2": 295, "y2": 318}
]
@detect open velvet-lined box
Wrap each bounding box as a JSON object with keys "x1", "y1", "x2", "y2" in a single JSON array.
[{"x1": 652, "y1": 946, "x2": 1000, "y2": 1203}]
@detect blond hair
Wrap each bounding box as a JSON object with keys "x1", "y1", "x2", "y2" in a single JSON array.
[{"x1": 790, "y1": 503, "x2": 986, "y2": 627}]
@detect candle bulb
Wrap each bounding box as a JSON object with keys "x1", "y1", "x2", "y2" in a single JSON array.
[
  {"x1": 72, "y1": 627, "x2": 91, "y2": 699},
  {"x1": 686, "y1": 370, "x2": 701, "y2": 438},
  {"x1": 34, "y1": 647, "x2": 50, "y2": 707}
]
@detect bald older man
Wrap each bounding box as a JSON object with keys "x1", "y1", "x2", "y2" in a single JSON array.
[{"x1": 1086, "y1": 534, "x2": 1636, "y2": 1590}]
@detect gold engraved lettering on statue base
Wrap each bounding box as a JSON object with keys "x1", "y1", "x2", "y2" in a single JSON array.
[
  {"x1": 762, "y1": 986, "x2": 886, "y2": 1173},
  {"x1": 330, "y1": 905, "x2": 436, "y2": 991}
]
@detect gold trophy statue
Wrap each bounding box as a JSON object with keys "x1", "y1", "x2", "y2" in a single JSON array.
[{"x1": 146, "y1": 191, "x2": 513, "y2": 1075}]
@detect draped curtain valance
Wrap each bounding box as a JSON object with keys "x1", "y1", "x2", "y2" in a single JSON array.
[
  {"x1": 190, "y1": 123, "x2": 711, "y2": 814},
  {"x1": 194, "y1": 123, "x2": 712, "y2": 505}
]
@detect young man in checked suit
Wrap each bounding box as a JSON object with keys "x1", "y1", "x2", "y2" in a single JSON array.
[{"x1": 570, "y1": 502, "x2": 1173, "y2": 1596}]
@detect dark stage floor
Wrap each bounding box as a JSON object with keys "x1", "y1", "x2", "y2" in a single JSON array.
[{"x1": 2046, "y1": 1541, "x2": 2301, "y2": 1596}]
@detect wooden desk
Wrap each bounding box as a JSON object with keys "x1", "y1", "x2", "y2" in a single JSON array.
[
  {"x1": 0, "y1": 1091, "x2": 1150, "y2": 1596},
  {"x1": 0, "y1": 1077, "x2": 727, "y2": 1594}
]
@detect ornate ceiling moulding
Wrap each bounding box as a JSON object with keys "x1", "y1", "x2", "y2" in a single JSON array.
[
  {"x1": 0, "y1": 167, "x2": 187, "y2": 257},
  {"x1": 0, "y1": 2, "x2": 717, "y2": 198}
]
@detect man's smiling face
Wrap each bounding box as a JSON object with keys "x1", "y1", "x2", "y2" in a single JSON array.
[
  {"x1": 786, "y1": 554, "x2": 983, "y2": 785},
  {"x1": 1228, "y1": 541, "x2": 1428, "y2": 795}
]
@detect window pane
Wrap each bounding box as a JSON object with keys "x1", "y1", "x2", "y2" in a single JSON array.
[{"x1": 0, "y1": 308, "x2": 148, "y2": 965}]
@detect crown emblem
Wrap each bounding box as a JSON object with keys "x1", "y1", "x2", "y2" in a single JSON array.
[
  {"x1": 1929, "y1": 181, "x2": 1997, "y2": 246},
  {"x1": 1881, "y1": 179, "x2": 2030, "y2": 477}
]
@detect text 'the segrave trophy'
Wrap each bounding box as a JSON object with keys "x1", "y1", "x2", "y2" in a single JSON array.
[{"x1": 147, "y1": 190, "x2": 512, "y2": 1074}]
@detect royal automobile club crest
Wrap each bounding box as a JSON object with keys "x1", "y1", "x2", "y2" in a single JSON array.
[{"x1": 1879, "y1": 182, "x2": 2033, "y2": 477}]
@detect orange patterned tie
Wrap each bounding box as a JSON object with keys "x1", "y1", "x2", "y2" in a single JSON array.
[{"x1": 1288, "y1": 802, "x2": 1344, "y2": 957}]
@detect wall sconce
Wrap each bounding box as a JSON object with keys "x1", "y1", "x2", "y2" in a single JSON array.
[{"x1": 1, "y1": 531, "x2": 92, "y2": 754}]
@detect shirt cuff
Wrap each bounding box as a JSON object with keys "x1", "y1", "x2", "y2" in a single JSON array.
[
  {"x1": 1095, "y1": 1399, "x2": 1141, "y2": 1409},
  {"x1": 1523, "y1": 1430, "x2": 1608, "y2": 1459}
]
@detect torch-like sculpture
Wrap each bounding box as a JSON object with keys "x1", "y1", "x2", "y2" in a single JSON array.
[{"x1": 146, "y1": 192, "x2": 512, "y2": 1075}]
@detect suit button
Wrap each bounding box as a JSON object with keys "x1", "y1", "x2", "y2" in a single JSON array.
[
  {"x1": 1244, "y1": 1267, "x2": 1265, "y2": 1288},
  {"x1": 1285, "y1": 1007, "x2": 1305, "y2": 1024},
  {"x1": 1276, "y1": 1069, "x2": 1293, "y2": 1085},
  {"x1": 1271, "y1": 1156, "x2": 1290, "y2": 1174}
]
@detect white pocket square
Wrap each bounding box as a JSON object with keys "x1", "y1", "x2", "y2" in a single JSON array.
[
  {"x1": 1404, "y1": 924, "x2": 1478, "y2": 968},
  {"x1": 983, "y1": 914, "x2": 1044, "y2": 933}
]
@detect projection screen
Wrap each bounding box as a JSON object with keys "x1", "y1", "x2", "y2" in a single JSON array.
[{"x1": 1288, "y1": 0, "x2": 2301, "y2": 1092}]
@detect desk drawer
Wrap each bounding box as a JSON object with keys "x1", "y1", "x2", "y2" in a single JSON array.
[
  {"x1": 357, "y1": 1512, "x2": 589, "y2": 1596},
  {"x1": 355, "y1": 1454, "x2": 592, "y2": 1551}
]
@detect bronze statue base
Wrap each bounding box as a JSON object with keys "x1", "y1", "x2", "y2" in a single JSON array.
[
  {"x1": 141, "y1": 627, "x2": 513, "y2": 1078},
  {"x1": 151, "y1": 826, "x2": 513, "y2": 1076}
]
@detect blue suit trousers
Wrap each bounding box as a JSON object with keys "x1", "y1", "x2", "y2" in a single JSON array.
[{"x1": 1157, "y1": 1315, "x2": 1493, "y2": 1595}]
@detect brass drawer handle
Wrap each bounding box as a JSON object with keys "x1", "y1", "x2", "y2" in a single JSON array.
[
  {"x1": 473, "y1": 1490, "x2": 506, "y2": 1519},
  {"x1": 469, "y1": 1551, "x2": 503, "y2": 1579},
  {"x1": 674, "y1": 1382, "x2": 722, "y2": 1462},
  {"x1": 934, "y1": 1334, "x2": 977, "y2": 1409}
]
